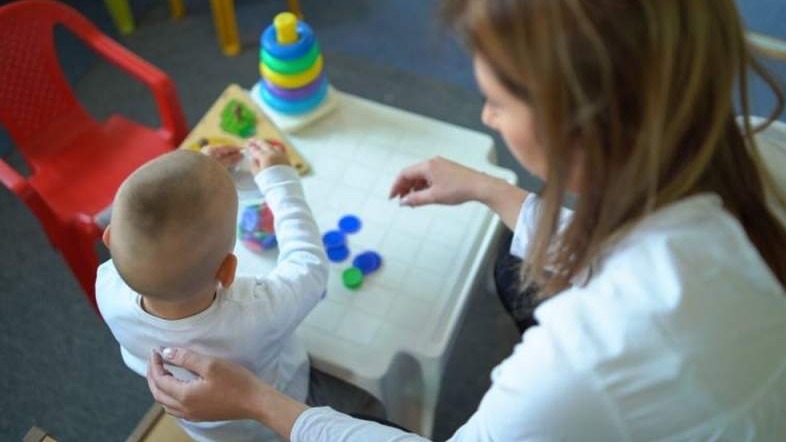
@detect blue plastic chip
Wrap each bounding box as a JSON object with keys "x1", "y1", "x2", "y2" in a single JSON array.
[
  {"x1": 327, "y1": 245, "x2": 350, "y2": 262},
  {"x1": 353, "y1": 251, "x2": 382, "y2": 275},
  {"x1": 338, "y1": 215, "x2": 362, "y2": 234},
  {"x1": 322, "y1": 230, "x2": 346, "y2": 249}
]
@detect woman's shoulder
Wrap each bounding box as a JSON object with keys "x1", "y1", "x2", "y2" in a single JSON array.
[{"x1": 536, "y1": 191, "x2": 786, "y2": 367}]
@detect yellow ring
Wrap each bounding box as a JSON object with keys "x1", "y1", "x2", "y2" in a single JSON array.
[{"x1": 260, "y1": 55, "x2": 323, "y2": 89}]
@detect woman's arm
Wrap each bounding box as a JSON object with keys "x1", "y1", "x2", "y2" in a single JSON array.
[
  {"x1": 147, "y1": 326, "x2": 621, "y2": 442},
  {"x1": 146, "y1": 348, "x2": 429, "y2": 441},
  {"x1": 389, "y1": 157, "x2": 528, "y2": 230}
]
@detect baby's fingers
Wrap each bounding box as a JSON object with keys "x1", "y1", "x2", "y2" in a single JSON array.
[{"x1": 201, "y1": 145, "x2": 243, "y2": 167}]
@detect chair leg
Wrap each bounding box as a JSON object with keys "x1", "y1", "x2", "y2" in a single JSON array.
[
  {"x1": 209, "y1": 0, "x2": 241, "y2": 56},
  {"x1": 169, "y1": 0, "x2": 186, "y2": 19},
  {"x1": 288, "y1": 0, "x2": 303, "y2": 18},
  {"x1": 103, "y1": 0, "x2": 135, "y2": 35}
]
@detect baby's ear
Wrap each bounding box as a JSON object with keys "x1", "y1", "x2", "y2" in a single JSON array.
[
  {"x1": 102, "y1": 225, "x2": 111, "y2": 248},
  {"x1": 216, "y1": 253, "x2": 238, "y2": 290}
]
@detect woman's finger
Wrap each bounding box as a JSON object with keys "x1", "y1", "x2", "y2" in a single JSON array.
[
  {"x1": 147, "y1": 375, "x2": 184, "y2": 411},
  {"x1": 400, "y1": 186, "x2": 437, "y2": 207},
  {"x1": 161, "y1": 347, "x2": 214, "y2": 378},
  {"x1": 389, "y1": 162, "x2": 432, "y2": 198},
  {"x1": 162, "y1": 404, "x2": 187, "y2": 418},
  {"x1": 390, "y1": 177, "x2": 430, "y2": 200},
  {"x1": 147, "y1": 350, "x2": 190, "y2": 402},
  {"x1": 147, "y1": 376, "x2": 182, "y2": 414}
]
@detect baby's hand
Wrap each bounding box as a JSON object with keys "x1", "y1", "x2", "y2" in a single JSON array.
[
  {"x1": 201, "y1": 145, "x2": 244, "y2": 169},
  {"x1": 246, "y1": 139, "x2": 290, "y2": 175}
]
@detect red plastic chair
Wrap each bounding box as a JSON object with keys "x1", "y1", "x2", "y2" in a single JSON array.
[{"x1": 0, "y1": 0, "x2": 188, "y2": 314}]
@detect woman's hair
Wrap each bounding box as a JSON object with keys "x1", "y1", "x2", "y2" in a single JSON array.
[{"x1": 443, "y1": 0, "x2": 786, "y2": 296}]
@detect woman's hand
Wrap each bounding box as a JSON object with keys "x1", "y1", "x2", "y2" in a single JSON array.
[
  {"x1": 390, "y1": 156, "x2": 529, "y2": 229},
  {"x1": 146, "y1": 348, "x2": 308, "y2": 438},
  {"x1": 146, "y1": 348, "x2": 266, "y2": 422},
  {"x1": 389, "y1": 157, "x2": 492, "y2": 207},
  {"x1": 246, "y1": 139, "x2": 290, "y2": 175}
]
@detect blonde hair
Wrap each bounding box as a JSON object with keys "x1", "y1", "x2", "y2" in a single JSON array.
[
  {"x1": 110, "y1": 150, "x2": 238, "y2": 299},
  {"x1": 444, "y1": 0, "x2": 786, "y2": 296}
]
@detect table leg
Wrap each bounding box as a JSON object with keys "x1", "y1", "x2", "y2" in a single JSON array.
[
  {"x1": 209, "y1": 0, "x2": 241, "y2": 56},
  {"x1": 103, "y1": 0, "x2": 135, "y2": 35},
  {"x1": 169, "y1": 0, "x2": 186, "y2": 19},
  {"x1": 287, "y1": 0, "x2": 303, "y2": 18},
  {"x1": 419, "y1": 360, "x2": 441, "y2": 438},
  {"x1": 378, "y1": 353, "x2": 441, "y2": 438}
]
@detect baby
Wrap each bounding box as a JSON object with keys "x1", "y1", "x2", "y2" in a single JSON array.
[{"x1": 96, "y1": 143, "x2": 328, "y2": 441}]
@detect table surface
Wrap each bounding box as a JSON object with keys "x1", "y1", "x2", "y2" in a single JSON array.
[{"x1": 234, "y1": 90, "x2": 516, "y2": 381}]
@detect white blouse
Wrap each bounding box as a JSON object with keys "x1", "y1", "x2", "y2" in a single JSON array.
[{"x1": 291, "y1": 123, "x2": 786, "y2": 441}]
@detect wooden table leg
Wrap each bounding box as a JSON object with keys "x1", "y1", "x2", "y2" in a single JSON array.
[
  {"x1": 210, "y1": 0, "x2": 241, "y2": 56},
  {"x1": 287, "y1": 0, "x2": 303, "y2": 18},
  {"x1": 169, "y1": 0, "x2": 186, "y2": 19}
]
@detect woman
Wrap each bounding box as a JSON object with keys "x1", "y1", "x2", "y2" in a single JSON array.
[{"x1": 147, "y1": 0, "x2": 786, "y2": 440}]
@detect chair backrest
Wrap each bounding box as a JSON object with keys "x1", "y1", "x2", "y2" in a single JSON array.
[
  {"x1": 0, "y1": 0, "x2": 100, "y2": 173},
  {"x1": 748, "y1": 32, "x2": 786, "y2": 64}
]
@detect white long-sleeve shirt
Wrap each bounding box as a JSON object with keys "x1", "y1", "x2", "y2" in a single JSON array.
[
  {"x1": 97, "y1": 165, "x2": 328, "y2": 442},
  {"x1": 291, "y1": 127, "x2": 786, "y2": 441}
]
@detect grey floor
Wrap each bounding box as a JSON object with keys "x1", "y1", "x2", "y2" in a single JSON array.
[{"x1": 2, "y1": 0, "x2": 784, "y2": 440}]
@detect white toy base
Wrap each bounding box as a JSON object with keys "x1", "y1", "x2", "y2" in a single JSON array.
[{"x1": 250, "y1": 82, "x2": 339, "y2": 133}]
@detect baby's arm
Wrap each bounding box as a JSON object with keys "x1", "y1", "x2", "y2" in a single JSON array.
[{"x1": 248, "y1": 142, "x2": 328, "y2": 337}]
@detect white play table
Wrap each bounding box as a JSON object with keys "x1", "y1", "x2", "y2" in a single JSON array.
[{"x1": 234, "y1": 90, "x2": 516, "y2": 437}]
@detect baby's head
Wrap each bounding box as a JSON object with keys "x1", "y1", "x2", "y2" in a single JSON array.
[{"x1": 105, "y1": 150, "x2": 238, "y2": 301}]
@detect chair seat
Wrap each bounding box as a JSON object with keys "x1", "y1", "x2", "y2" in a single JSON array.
[{"x1": 30, "y1": 115, "x2": 174, "y2": 221}]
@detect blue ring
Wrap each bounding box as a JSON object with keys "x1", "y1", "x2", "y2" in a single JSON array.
[
  {"x1": 261, "y1": 21, "x2": 315, "y2": 60},
  {"x1": 260, "y1": 78, "x2": 328, "y2": 115}
]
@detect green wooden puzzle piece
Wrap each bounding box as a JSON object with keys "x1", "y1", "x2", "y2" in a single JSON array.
[{"x1": 220, "y1": 99, "x2": 257, "y2": 137}]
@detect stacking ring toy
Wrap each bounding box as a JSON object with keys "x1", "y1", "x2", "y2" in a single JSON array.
[
  {"x1": 262, "y1": 43, "x2": 321, "y2": 75},
  {"x1": 260, "y1": 55, "x2": 323, "y2": 89},
  {"x1": 263, "y1": 73, "x2": 327, "y2": 101},
  {"x1": 260, "y1": 78, "x2": 328, "y2": 114},
  {"x1": 261, "y1": 21, "x2": 315, "y2": 60}
]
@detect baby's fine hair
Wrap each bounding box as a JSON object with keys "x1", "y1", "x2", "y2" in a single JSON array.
[{"x1": 110, "y1": 150, "x2": 238, "y2": 299}]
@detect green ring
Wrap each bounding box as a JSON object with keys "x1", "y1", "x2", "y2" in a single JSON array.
[
  {"x1": 342, "y1": 267, "x2": 364, "y2": 290},
  {"x1": 261, "y1": 43, "x2": 320, "y2": 75}
]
